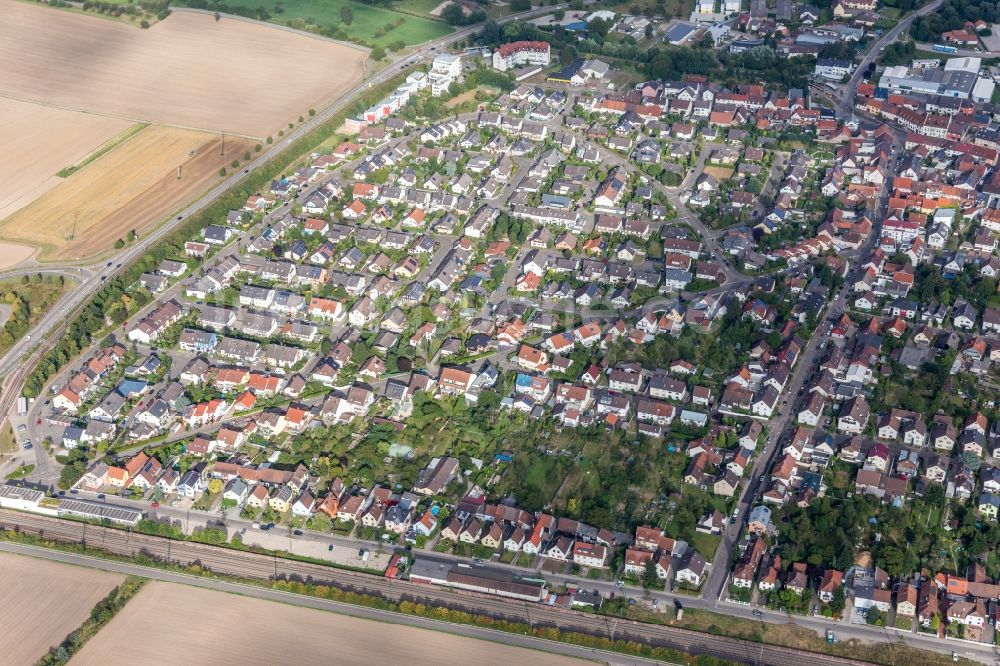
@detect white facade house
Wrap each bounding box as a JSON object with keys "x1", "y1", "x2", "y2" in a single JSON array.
[
  {"x1": 815, "y1": 58, "x2": 853, "y2": 81},
  {"x1": 492, "y1": 41, "x2": 551, "y2": 72},
  {"x1": 429, "y1": 54, "x2": 462, "y2": 96}
]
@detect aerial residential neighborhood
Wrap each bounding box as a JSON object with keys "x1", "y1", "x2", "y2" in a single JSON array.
[{"x1": 7, "y1": 0, "x2": 1000, "y2": 664}]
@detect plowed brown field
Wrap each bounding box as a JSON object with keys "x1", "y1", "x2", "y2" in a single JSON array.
[
  {"x1": 72, "y1": 581, "x2": 592, "y2": 666},
  {"x1": 0, "y1": 552, "x2": 123, "y2": 664}
]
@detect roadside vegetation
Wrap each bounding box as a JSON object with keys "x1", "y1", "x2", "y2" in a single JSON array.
[
  {"x1": 0, "y1": 275, "x2": 71, "y2": 357},
  {"x1": 0, "y1": 424, "x2": 16, "y2": 456}
]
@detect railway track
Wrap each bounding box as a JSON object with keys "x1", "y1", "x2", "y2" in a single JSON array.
[{"x1": 0, "y1": 510, "x2": 874, "y2": 666}]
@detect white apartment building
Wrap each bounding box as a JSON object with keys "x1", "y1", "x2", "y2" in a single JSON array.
[
  {"x1": 492, "y1": 41, "x2": 551, "y2": 72},
  {"x1": 429, "y1": 53, "x2": 462, "y2": 96}
]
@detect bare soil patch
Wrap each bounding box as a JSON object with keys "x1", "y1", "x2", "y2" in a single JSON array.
[
  {"x1": 0, "y1": 1, "x2": 367, "y2": 138},
  {"x1": 702, "y1": 166, "x2": 735, "y2": 181},
  {"x1": 0, "y1": 552, "x2": 123, "y2": 664},
  {"x1": 0, "y1": 97, "x2": 130, "y2": 221},
  {"x1": 72, "y1": 581, "x2": 591, "y2": 666},
  {"x1": 0, "y1": 126, "x2": 253, "y2": 261}
]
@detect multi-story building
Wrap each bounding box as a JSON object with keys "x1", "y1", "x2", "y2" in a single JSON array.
[
  {"x1": 429, "y1": 53, "x2": 462, "y2": 96},
  {"x1": 492, "y1": 41, "x2": 551, "y2": 72}
]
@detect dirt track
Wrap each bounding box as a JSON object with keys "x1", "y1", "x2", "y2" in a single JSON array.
[
  {"x1": 0, "y1": 552, "x2": 123, "y2": 664},
  {"x1": 0, "y1": 1, "x2": 367, "y2": 138},
  {"x1": 71, "y1": 581, "x2": 591, "y2": 666}
]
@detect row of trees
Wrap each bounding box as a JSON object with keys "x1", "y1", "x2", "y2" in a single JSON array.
[
  {"x1": 39, "y1": 577, "x2": 146, "y2": 666},
  {"x1": 442, "y1": 2, "x2": 487, "y2": 26},
  {"x1": 0, "y1": 275, "x2": 65, "y2": 356},
  {"x1": 879, "y1": 40, "x2": 917, "y2": 66},
  {"x1": 911, "y1": 0, "x2": 999, "y2": 42}
]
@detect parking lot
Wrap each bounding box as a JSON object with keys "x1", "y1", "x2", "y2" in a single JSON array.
[{"x1": 234, "y1": 526, "x2": 391, "y2": 571}]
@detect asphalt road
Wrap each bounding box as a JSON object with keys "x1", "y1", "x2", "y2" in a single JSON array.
[
  {"x1": 836, "y1": 0, "x2": 945, "y2": 117},
  {"x1": 702, "y1": 125, "x2": 907, "y2": 617}
]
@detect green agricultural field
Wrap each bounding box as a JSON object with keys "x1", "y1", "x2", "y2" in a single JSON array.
[{"x1": 207, "y1": 0, "x2": 453, "y2": 47}]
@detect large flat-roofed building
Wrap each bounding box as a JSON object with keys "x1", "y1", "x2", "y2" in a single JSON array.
[
  {"x1": 57, "y1": 498, "x2": 143, "y2": 527},
  {"x1": 492, "y1": 41, "x2": 551, "y2": 72},
  {"x1": 409, "y1": 558, "x2": 547, "y2": 601},
  {"x1": 879, "y1": 64, "x2": 979, "y2": 99},
  {"x1": 665, "y1": 22, "x2": 698, "y2": 45},
  {"x1": 880, "y1": 65, "x2": 940, "y2": 95},
  {"x1": 973, "y1": 77, "x2": 996, "y2": 103},
  {"x1": 0, "y1": 484, "x2": 45, "y2": 511},
  {"x1": 944, "y1": 56, "x2": 981, "y2": 74}
]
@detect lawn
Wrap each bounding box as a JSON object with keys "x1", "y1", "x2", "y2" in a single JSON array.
[
  {"x1": 0, "y1": 424, "x2": 15, "y2": 455},
  {"x1": 893, "y1": 615, "x2": 914, "y2": 631},
  {"x1": 5, "y1": 464, "x2": 35, "y2": 480},
  {"x1": 213, "y1": 0, "x2": 453, "y2": 48},
  {"x1": 689, "y1": 531, "x2": 722, "y2": 559},
  {"x1": 395, "y1": 0, "x2": 448, "y2": 15}
]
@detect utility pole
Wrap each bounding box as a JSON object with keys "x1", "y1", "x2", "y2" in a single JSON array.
[{"x1": 220, "y1": 131, "x2": 225, "y2": 157}]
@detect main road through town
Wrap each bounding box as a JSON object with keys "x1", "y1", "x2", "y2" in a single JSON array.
[{"x1": 835, "y1": 0, "x2": 945, "y2": 118}]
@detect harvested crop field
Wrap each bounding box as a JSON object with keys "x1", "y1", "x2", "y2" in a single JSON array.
[
  {"x1": 0, "y1": 1, "x2": 367, "y2": 138},
  {"x1": 0, "y1": 242, "x2": 36, "y2": 271},
  {"x1": 0, "y1": 97, "x2": 131, "y2": 221},
  {"x1": 72, "y1": 581, "x2": 591, "y2": 666},
  {"x1": 0, "y1": 126, "x2": 253, "y2": 261},
  {"x1": 0, "y1": 552, "x2": 124, "y2": 664}
]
